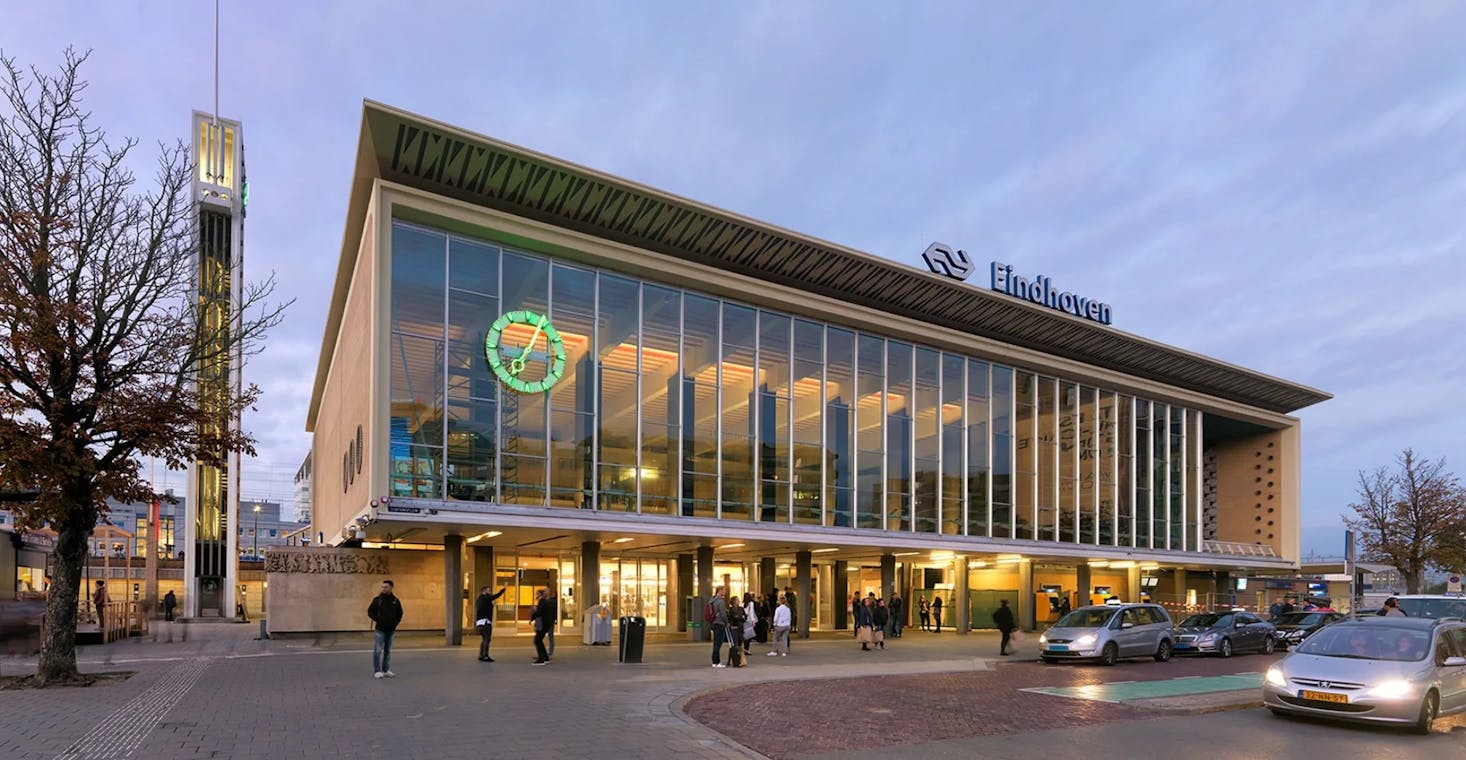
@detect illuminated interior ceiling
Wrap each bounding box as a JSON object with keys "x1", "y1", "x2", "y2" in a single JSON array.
[{"x1": 360, "y1": 102, "x2": 1331, "y2": 415}]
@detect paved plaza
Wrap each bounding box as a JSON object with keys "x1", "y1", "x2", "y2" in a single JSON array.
[{"x1": 1, "y1": 624, "x2": 1462, "y2": 759}]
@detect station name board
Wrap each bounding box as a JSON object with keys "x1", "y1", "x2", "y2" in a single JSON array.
[{"x1": 918, "y1": 243, "x2": 1113, "y2": 326}]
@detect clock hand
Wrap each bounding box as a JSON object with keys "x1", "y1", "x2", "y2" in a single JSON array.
[{"x1": 508, "y1": 315, "x2": 548, "y2": 377}]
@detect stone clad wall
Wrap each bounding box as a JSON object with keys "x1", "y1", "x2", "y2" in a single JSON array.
[{"x1": 265, "y1": 546, "x2": 446, "y2": 633}]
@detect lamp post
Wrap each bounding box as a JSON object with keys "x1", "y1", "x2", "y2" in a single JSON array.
[{"x1": 252, "y1": 504, "x2": 261, "y2": 559}]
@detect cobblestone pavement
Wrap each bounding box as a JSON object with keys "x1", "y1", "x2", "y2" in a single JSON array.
[{"x1": 685, "y1": 649, "x2": 1288, "y2": 758}]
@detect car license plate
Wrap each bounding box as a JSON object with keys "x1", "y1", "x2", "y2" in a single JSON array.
[
  {"x1": 1048, "y1": 645, "x2": 1068, "y2": 651},
  {"x1": 1299, "y1": 690, "x2": 1347, "y2": 704}
]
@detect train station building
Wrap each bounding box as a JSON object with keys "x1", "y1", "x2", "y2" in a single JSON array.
[{"x1": 295, "y1": 101, "x2": 1330, "y2": 638}]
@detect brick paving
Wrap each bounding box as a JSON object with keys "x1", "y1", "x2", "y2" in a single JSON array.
[{"x1": 685, "y1": 647, "x2": 1286, "y2": 759}]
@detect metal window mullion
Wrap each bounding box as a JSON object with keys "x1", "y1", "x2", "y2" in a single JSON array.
[
  {"x1": 751, "y1": 312, "x2": 761, "y2": 524},
  {"x1": 1030, "y1": 377, "x2": 1038, "y2": 541},
  {"x1": 908, "y1": 345, "x2": 916, "y2": 534},
  {"x1": 590, "y1": 271, "x2": 600, "y2": 511},
  {"x1": 1164, "y1": 403, "x2": 1172, "y2": 551},
  {"x1": 880, "y1": 339, "x2": 888, "y2": 532},
  {"x1": 494, "y1": 241, "x2": 504, "y2": 505},
  {"x1": 440, "y1": 234, "x2": 450, "y2": 501},
  {"x1": 1193, "y1": 410, "x2": 1203, "y2": 552},
  {"x1": 1131, "y1": 397, "x2": 1140, "y2": 549},
  {"x1": 852, "y1": 334, "x2": 860, "y2": 530},
  {"x1": 634, "y1": 282, "x2": 643, "y2": 514},
  {"x1": 674, "y1": 289, "x2": 683, "y2": 520},
  {"x1": 1108, "y1": 392, "x2": 1118, "y2": 547},
  {"x1": 714, "y1": 300, "x2": 723, "y2": 519},
  {"x1": 819, "y1": 325, "x2": 827, "y2": 527}
]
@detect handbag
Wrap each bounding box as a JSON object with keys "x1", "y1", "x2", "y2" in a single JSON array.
[
  {"x1": 857, "y1": 626, "x2": 872, "y2": 644},
  {"x1": 872, "y1": 628, "x2": 884, "y2": 643}
]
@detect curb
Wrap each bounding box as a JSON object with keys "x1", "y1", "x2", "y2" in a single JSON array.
[{"x1": 1121, "y1": 688, "x2": 1262, "y2": 715}]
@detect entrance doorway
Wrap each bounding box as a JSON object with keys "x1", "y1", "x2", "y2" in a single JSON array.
[{"x1": 495, "y1": 552, "x2": 579, "y2": 634}]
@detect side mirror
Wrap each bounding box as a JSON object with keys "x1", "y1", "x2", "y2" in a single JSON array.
[{"x1": 1444, "y1": 656, "x2": 1466, "y2": 668}]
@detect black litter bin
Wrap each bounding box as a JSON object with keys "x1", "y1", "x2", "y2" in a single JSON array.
[{"x1": 618, "y1": 615, "x2": 646, "y2": 663}]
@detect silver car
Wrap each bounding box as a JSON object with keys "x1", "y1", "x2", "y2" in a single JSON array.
[
  {"x1": 1263, "y1": 617, "x2": 1466, "y2": 733},
  {"x1": 1040, "y1": 603, "x2": 1175, "y2": 666}
]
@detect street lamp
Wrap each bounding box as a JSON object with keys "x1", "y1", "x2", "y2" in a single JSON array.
[{"x1": 252, "y1": 504, "x2": 261, "y2": 560}]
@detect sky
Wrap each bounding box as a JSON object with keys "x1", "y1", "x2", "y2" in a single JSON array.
[{"x1": 5, "y1": 2, "x2": 1465, "y2": 557}]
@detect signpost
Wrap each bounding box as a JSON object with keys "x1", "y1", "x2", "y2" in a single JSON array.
[{"x1": 1449, "y1": 575, "x2": 1462, "y2": 595}]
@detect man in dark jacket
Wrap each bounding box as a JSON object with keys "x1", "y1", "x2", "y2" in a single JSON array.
[
  {"x1": 530, "y1": 588, "x2": 555, "y2": 665},
  {"x1": 932, "y1": 595, "x2": 944, "y2": 633},
  {"x1": 367, "y1": 580, "x2": 404, "y2": 678},
  {"x1": 474, "y1": 585, "x2": 506, "y2": 662},
  {"x1": 993, "y1": 599, "x2": 1017, "y2": 656},
  {"x1": 889, "y1": 593, "x2": 904, "y2": 638},
  {"x1": 162, "y1": 590, "x2": 177, "y2": 622}
]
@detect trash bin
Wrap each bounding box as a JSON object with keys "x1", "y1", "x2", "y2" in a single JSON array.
[{"x1": 618, "y1": 615, "x2": 646, "y2": 663}]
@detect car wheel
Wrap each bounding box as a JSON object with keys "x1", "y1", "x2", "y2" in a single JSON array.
[
  {"x1": 1100, "y1": 642, "x2": 1119, "y2": 666},
  {"x1": 1411, "y1": 691, "x2": 1438, "y2": 735},
  {"x1": 1218, "y1": 637, "x2": 1233, "y2": 658},
  {"x1": 1262, "y1": 635, "x2": 1275, "y2": 655},
  {"x1": 1154, "y1": 639, "x2": 1173, "y2": 662}
]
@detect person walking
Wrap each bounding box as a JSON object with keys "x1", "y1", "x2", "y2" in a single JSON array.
[
  {"x1": 92, "y1": 580, "x2": 109, "y2": 634},
  {"x1": 544, "y1": 586, "x2": 559, "y2": 658},
  {"x1": 855, "y1": 597, "x2": 875, "y2": 651},
  {"x1": 872, "y1": 599, "x2": 889, "y2": 650},
  {"x1": 162, "y1": 589, "x2": 177, "y2": 622},
  {"x1": 530, "y1": 588, "x2": 554, "y2": 664},
  {"x1": 710, "y1": 586, "x2": 730, "y2": 667},
  {"x1": 770, "y1": 594, "x2": 792, "y2": 657},
  {"x1": 474, "y1": 585, "x2": 506, "y2": 662},
  {"x1": 932, "y1": 595, "x2": 944, "y2": 633},
  {"x1": 918, "y1": 594, "x2": 931, "y2": 632},
  {"x1": 889, "y1": 592, "x2": 904, "y2": 638},
  {"x1": 367, "y1": 580, "x2": 403, "y2": 678},
  {"x1": 993, "y1": 599, "x2": 1017, "y2": 656},
  {"x1": 1378, "y1": 597, "x2": 1407, "y2": 617}
]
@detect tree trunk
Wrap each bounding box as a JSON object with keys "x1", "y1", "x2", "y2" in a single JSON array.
[
  {"x1": 37, "y1": 519, "x2": 91, "y2": 685},
  {"x1": 1405, "y1": 571, "x2": 1421, "y2": 595}
]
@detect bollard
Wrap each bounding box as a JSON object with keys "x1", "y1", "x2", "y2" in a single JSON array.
[{"x1": 256, "y1": 618, "x2": 270, "y2": 640}]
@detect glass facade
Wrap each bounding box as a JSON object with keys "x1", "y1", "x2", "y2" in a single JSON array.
[{"x1": 388, "y1": 220, "x2": 1207, "y2": 549}]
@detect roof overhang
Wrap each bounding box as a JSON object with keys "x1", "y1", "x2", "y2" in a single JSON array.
[{"x1": 308, "y1": 101, "x2": 1331, "y2": 428}]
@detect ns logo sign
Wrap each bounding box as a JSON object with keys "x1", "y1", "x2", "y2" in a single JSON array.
[{"x1": 921, "y1": 242, "x2": 974, "y2": 281}]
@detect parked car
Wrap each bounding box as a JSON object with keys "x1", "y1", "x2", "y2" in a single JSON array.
[
  {"x1": 1273, "y1": 610, "x2": 1346, "y2": 649},
  {"x1": 1263, "y1": 617, "x2": 1466, "y2": 734},
  {"x1": 1391, "y1": 595, "x2": 1466, "y2": 621},
  {"x1": 1173, "y1": 611, "x2": 1277, "y2": 657},
  {"x1": 1040, "y1": 603, "x2": 1175, "y2": 666}
]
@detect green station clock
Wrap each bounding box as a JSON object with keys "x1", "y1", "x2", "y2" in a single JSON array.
[{"x1": 484, "y1": 309, "x2": 567, "y2": 394}]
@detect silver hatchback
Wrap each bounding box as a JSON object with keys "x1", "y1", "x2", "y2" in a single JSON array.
[
  {"x1": 1040, "y1": 604, "x2": 1175, "y2": 666},
  {"x1": 1263, "y1": 617, "x2": 1466, "y2": 733}
]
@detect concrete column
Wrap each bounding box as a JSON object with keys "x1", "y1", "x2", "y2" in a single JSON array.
[
  {"x1": 697, "y1": 546, "x2": 714, "y2": 641},
  {"x1": 1018, "y1": 559, "x2": 1035, "y2": 631},
  {"x1": 880, "y1": 554, "x2": 896, "y2": 600},
  {"x1": 833, "y1": 560, "x2": 849, "y2": 630},
  {"x1": 1173, "y1": 567, "x2": 1187, "y2": 603},
  {"x1": 1075, "y1": 564, "x2": 1092, "y2": 609},
  {"x1": 580, "y1": 541, "x2": 600, "y2": 617},
  {"x1": 471, "y1": 545, "x2": 495, "y2": 603},
  {"x1": 1214, "y1": 571, "x2": 1231, "y2": 606},
  {"x1": 759, "y1": 556, "x2": 776, "y2": 597},
  {"x1": 796, "y1": 550, "x2": 812, "y2": 638},
  {"x1": 1127, "y1": 565, "x2": 1142, "y2": 603},
  {"x1": 443, "y1": 534, "x2": 463, "y2": 646},
  {"x1": 955, "y1": 559, "x2": 971, "y2": 634},
  {"x1": 675, "y1": 553, "x2": 693, "y2": 633}
]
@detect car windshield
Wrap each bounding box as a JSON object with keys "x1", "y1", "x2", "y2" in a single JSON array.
[
  {"x1": 1295, "y1": 624, "x2": 1431, "y2": 661},
  {"x1": 1179, "y1": 614, "x2": 1231, "y2": 628},
  {"x1": 1275, "y1": 612, "x2": 1328, "y2": 626},
  {"x1": 1397, "y1": 598, "x2": 1466, "y2": 620},
  {"x1": 1056, "y1": 608, "x2": 1115, "y2": 628}
]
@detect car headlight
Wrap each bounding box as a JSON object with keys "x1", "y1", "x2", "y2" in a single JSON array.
[
  {"x1": 1199, "y1": 633, "x2": 1218, "y2": 643},
  {"x1": 1075, "y1": 633, "x2": 1097, "y2": 647},
  {"x1": 1038, "y1": 633, "x2": 1047, "y2": 644},
  {"x1": 1288, "y1": 630, "x2": 1306, "y2": 638},
  {"x1": 1265, "y1": 666, "x2": 1287, "y2": 687},
  {"x1": 1365, "y1": 680, "x2": 1416, "y2": 699}
]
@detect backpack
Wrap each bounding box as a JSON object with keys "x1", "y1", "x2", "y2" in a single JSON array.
[{"x1": 703, "y1": 600, "x2": 716, "y2": 624}]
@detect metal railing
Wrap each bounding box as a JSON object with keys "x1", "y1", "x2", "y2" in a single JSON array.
[{"x1": 74, "y1": 599, "x2": 151, "y2": 643}]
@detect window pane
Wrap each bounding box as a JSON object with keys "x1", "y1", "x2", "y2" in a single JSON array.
[
  {"x1": 550, "y1": 265, "x2": 596, "y2": 413},
  {"x1": 500, "y1": 455, "x2": 546, "y2": 506},
  {"x1": 825, "y1": 328, "x2": 854, "y2": 527},
  {"x1": 1014, "y1": 371, "x2": 1036, "y2": 540},
  {"x1": 391, "y1": 223, "x2": 445, "y2": 337},
  {"x1": 448, "y1": 236, "x2": 498, "y2": 297},
  {"x1": 857, "y1": 450, "x2": 883, "y2": 529},
  {"x1": 446, "y1": 399, "x2": 496, "y2": 502},
  {"x1": 447, "y1": 290, "x2": 499, "y2": 403},
  {"x1": 550, "y1": 409, "x2": 593, "y2": 509},
  {"x1": 390, "y1": 331, "x2": 445, "y2": 454},
  {"x1": 501, "y1": 250, "x2": 548, "y2": 314},
  {"x1": 758, "y1": 311, "x2": 791, "y2": 395},
  {"x1": 390, "y1": 444, "x2": 442, "y2": 500},
  {"x1": 501, "y1": 386, "x2": 547, "y2": 458},
  {"x1": 641, "y1": 285, "x2": 681, "y2": 424},
  {"x1": 991, "y1": 365, "x2": 1012, "y2": 538},
  {"x1": 641, "y1": 422, "x2": 677, "y2": 515},
  {"x1": 721, "y1": 434, "x2": 754, "y2": 519}
]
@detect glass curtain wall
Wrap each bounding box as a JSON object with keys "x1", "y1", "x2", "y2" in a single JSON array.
[{"x1": 390, "y1": 220, "x2": 1207, "y2": 549}]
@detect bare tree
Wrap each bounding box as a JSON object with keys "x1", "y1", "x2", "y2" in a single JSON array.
[
  {"x1": 0, "y1": 50, "x2": 287, "y2": 685},
  {"x1": 1343, "y1": 449, "x2": 1466, "y2": 594}
]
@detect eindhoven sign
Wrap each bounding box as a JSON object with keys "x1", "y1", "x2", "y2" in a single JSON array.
[{"x1": 921, "y1": 242, "x2": 1114, "y2": 326}]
